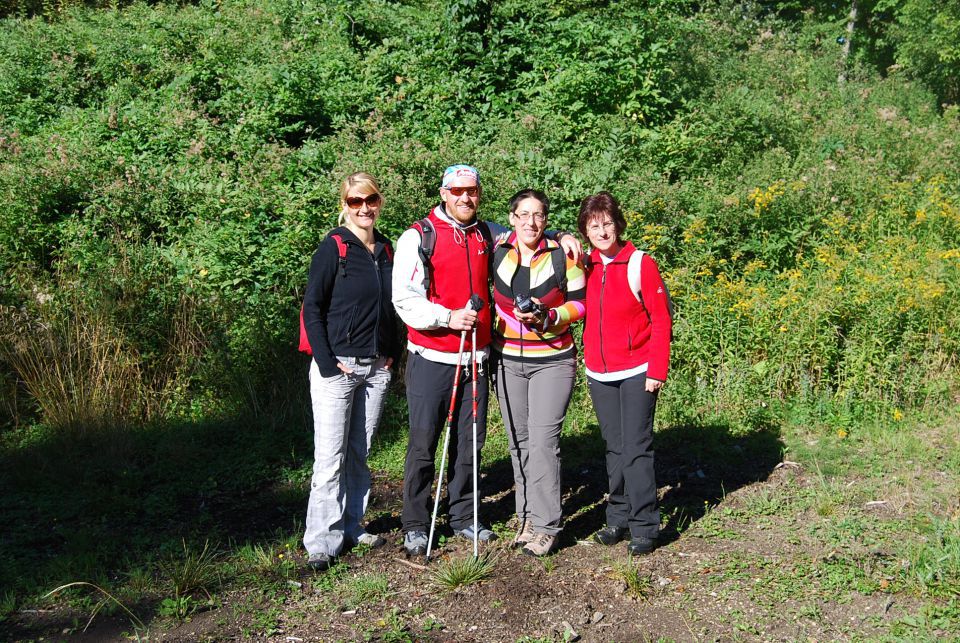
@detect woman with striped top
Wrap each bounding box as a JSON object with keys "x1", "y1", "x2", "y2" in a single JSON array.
[{"x1": 491, "y1": 189, "x2": 586, "y2": 556}]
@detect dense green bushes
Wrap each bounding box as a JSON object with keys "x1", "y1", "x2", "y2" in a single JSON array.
[{"x1": 1, "y1": 0, "x2": 959, "y2": 433}]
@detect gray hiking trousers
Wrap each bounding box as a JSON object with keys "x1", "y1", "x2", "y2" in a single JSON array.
[
  {"x1": 494, "y1": 354, "x2": 576, "y2": 535},
  {"x1": 304, "y1": 356, "x2": 391, "y2": 557}
]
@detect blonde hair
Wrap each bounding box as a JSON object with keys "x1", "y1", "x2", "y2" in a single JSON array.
[{"x1": 337, "y1": 172, "x2": 383, "y2": 226}]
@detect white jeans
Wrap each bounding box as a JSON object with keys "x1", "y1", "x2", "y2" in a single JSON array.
[{"x1": 303, "y1": 356, "x2": 391, "y2": 557}]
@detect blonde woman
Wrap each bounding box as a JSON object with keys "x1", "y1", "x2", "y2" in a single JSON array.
[{"x1": 301, "y1": 172, "x2": 399, "y2": 570}]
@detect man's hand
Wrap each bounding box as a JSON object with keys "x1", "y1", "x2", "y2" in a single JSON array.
[
  {"x1": 558, "y1": 233, "x2": 583, "y2": 262},
  {"x1": 645, "y1": 377, "x2": 664, "y2": 393},
  {"x1": 448, "y1": 307, "x2": 479, "y2": 331},
  {"x1": 337, "y1": 362, "x2": 354, "y2": 375}
]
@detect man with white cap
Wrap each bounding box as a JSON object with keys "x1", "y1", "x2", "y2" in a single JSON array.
[{"x1": 392, "y1": 164, "x2": 579, "y2": 556}]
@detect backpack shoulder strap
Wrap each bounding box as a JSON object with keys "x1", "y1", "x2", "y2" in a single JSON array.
[
  {"x1": 412, "y1": 218, "x2": 435, "y2": 292},
  {"x1": 628, "y1": 249, "x2": 675, "y2": 338},
  {"x1": 549, "y1": 245, "x2": 567, "y2": 292},
  {"x1": 476, "y1": 220, "x2": 495, "y2": 272},
  {"x1": 627, "y1": 248, "x2": 645, "y2": 305},
  {"x1": 330, "y1": 233, "x2": 348, "y2": 278}
]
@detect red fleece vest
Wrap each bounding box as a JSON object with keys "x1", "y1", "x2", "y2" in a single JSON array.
[{"x1": 406, "y1": 210, "x2": 492, "y2": 352}]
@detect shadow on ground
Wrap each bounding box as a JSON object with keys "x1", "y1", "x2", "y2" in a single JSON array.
[
  {"x1": 0, "y1": 362, "x2": 783, "y2": 638},
  {"x1": 0, "y1": 358, "x2": 317, "y2": 637},
  {"x1": 480, "y1": 415, "x2": 785, "y2": 550}
]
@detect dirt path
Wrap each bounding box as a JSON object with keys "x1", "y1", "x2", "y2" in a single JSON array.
[{"x1": 7, "y1": 420, "x2": 958, "y2": 641}]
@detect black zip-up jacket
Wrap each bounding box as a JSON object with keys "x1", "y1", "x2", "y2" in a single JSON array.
[{"x1": 303, "y1": 226, "x2": 400, "y2": 377}]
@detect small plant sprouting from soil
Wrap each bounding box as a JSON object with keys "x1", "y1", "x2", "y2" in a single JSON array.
[
  {"x1": 235, "y1": 543, "x2": 295, "y2": 580},
  {"x1": 156, "y1": 539, "x2": 220, "y2": 619},
  {"x1": 430, "y1": 553, "x2": 495, "y2": 590},
  {"x1": 379, "y1": 607, "x2": 412, "y2": 642},
  {"x1": 342, "y1": 572, "x2": 390, "y2": 609},
  {"x1": 614, "y1": 560, "x2": 652, "y2": 600},
  {"x1": 538, "y1": 556, "x2": 557, "y2": 573},
  {"x1": 811, "y1": 458, "x2": 841, "y2": 518},
  {"x1": 0, "y1": 590, "x2": 16, "y2": 623}
]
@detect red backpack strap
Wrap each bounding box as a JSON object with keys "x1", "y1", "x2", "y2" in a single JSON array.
[
  {"x1": 300, "y1": 233, "x2": 348, "y2": 356},
  {"x1": 298, "y1": 305, "x2": 312, "y2": 355},
  {"x1": 331, "y1": 233, "x2": 348, "y2": 278}
]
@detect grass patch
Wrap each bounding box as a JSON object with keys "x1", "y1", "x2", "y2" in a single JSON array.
[
  {"x1": 430, "y1": 553, "x2": 495, "y2": 591},
  {"x1": 155, "y1": 539, "x2": 221, "y2": 619},
  {"x1": 613, "y1": 559, "x2": 652, "y2": 600},
  {"x1": 903, "y1": 516, "x2": 960, "y2": 598},
  {"x1": 341, "y1": 572, "x2": 390, "y2": 610},
  {"x1": 233, "y1": 542, "x2": 296, "y2": 581}
]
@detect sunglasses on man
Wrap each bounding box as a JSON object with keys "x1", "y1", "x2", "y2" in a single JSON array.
[{"x1": 444, "y1": 186, "x2": 479, "y2": 197}]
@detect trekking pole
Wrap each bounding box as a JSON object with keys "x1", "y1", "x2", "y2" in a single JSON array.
[
  {"x1": 471, "y1": 323, "x2": 479, "y2": 558},
  {"x1": 468, "y1": 293, "x2": 483, "y2": 559},
  {"x1": 425, "y1": 329, "x2": 467, "y2": 562}
]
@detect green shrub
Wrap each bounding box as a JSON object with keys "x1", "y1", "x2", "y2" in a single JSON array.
[{"x1": 0, "y1": 0, "x2": 958, "y2": 434}]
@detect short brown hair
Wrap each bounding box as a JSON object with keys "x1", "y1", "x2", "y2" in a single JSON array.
[{"x1": 577, "y1": 191, "x2": 626, "y2": 240}]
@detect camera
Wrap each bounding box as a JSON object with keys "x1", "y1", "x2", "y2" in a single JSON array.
[{"x1": 515, "y1": 294, "x2": 547, "y2": 316}]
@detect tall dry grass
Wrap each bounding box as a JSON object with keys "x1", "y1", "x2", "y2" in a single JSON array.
[{"x1": 0, "y1": 292, "x2": 207, "y2": 433}]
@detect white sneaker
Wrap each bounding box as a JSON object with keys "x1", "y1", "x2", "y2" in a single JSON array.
[{"x1": 354, "y1": 532, "x2": 386, "y2": 548}]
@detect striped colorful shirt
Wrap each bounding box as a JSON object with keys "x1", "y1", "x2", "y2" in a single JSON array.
[{"x1": 491, "y1": 233, "x2": 586, "y2": 360}]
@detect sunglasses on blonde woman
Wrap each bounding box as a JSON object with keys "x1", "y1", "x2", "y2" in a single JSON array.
[{"x1": 345, "y1": 194, "x2": 382, "y2": 208}]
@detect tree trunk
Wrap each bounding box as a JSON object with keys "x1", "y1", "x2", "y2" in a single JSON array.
[{"x1": 839, "y1": 0, "x2": 858, "y2": 84}]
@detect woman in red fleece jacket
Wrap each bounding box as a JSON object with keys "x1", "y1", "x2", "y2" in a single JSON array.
[{"x1": 578, "y1": 191, "x2": 672, "y2": 557}]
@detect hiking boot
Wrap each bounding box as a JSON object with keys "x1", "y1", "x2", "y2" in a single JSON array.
[
  {"x1": 454, "y1": 523, "x2": 498, "y2": 542},
  {"x1": 352, "y1": 532, "x2": 387, "y2": 549},
  {"x1": 404, "y1": 531, "x2": 428, "y2": 557},
  {"x1": 307, "y1": 552, "x2": 334, "y2": 571},
  {"x1": 521, "y1": 532, "x2": 557, "y2": 557},
  {"x1": 627, "y1": 536, "x2": 657, "y2": 556},
  {"x1": 593, "y1": 525, "x2": 627, "y2": 546},
  {"x1": 512, "y1": 520, "x2": 536, "y2": 549}
]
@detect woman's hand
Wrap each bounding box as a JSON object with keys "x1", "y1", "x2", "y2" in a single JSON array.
[
  {"x1": 645, "y1": 377, "x2": 664, "y2": 393},
  {"x1": 514, "y1": 297, "x2": 548, "y2": 329},
  {"x1": 337, "y1": 362, "x2": 354, "y2": 375}
]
